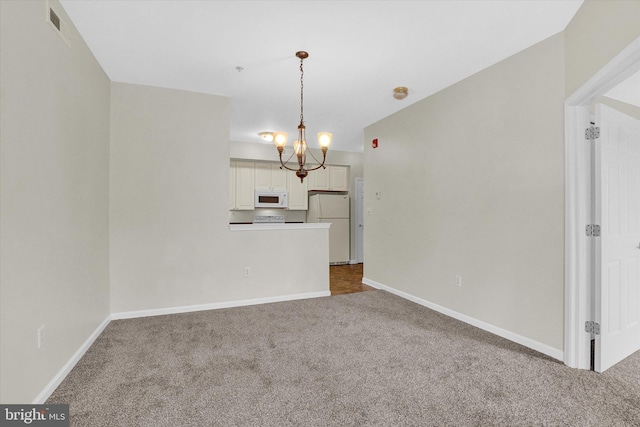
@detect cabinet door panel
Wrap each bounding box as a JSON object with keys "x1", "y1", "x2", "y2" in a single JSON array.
[
  {"x1": 254, "y1": 163, "x2": 272, "y2": 189},
  {"x1": 229, "y1": 162, "x2": 237, "y2": 210},
  {"x1": 272, "y1": 165, "x2": 288, "y2": 189},
  {"x1": 309, "y1": 165, "x2": 329, "y2": 190},
  {"x1": 287, "y1": 172, "x2": 308, "y2": 210},
  {"x1": 235, "y1": 161, "x2": 255, "y2": 210},
  {"x1": 330, "y1": 166, "x2": 349, "y2": 191},
  {"x1": 255, "y1": 163, "x2": 287, "y2": 189}
]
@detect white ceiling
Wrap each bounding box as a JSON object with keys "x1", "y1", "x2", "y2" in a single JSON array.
[{"x1": 59, "y1": 0, "x2": 584, "y2": 153}]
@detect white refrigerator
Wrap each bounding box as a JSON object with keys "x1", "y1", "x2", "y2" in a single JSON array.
[{"x1": 307, "y1": 194, "x2": 350, "y2": 264}]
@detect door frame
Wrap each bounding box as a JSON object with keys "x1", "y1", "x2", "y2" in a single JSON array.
[
  {"x1": 565, "y1": 36, "x2": 640, "y2": 369},
  {"x1": 355, "y1": 177, "x2": 364, "y2": 264}
]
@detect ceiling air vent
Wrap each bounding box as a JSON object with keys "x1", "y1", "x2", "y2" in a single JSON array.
[
  {"x1": 46, "y1": 1, "x2": 70, "y2": 46},
  {"x1": 49, "y1": 7, "x2": 60, "y2": 31}
]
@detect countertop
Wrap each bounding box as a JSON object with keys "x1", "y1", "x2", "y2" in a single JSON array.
[{"x1": 228, "y1": 223, "x2": 331, "y2": 231}]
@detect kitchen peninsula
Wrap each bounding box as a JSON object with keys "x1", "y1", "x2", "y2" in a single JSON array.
[{"x1": 226, "y1": 222, "x2": 331, "y2": 302}]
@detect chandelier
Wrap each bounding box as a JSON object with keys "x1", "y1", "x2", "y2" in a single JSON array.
[{"x1": 272, "y1": 51, "x2": 332, "y2": 183}]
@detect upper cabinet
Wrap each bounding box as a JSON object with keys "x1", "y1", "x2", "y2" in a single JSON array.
[
  {"x1": 230, "y1": 161, "x2": 348, "y2": 211},
  {"x1": 287, "y1": 172, "x2": 308, "y2": 210},
  {"x1": 307, "y1": 165, "x2": 349, "y2": 192},
  {"x1": 229, "y1": 162, "x2": 236, "y2": 211},
  {"x1": 329, "y1": 166, "x2": 349, "y2": 191},
  {"x1": 230, "y1": 161, "x2": 255, "y2": 210},
  {"x1": 307, "y1": 165, "x2": 329, "y2": 190},
  {"x1": 255, "y1": 162, "x2": 287, "y2": 190}
]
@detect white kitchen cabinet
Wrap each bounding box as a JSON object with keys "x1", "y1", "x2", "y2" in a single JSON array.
[
  {"x1": 329, "y1": 166, "x2": 349, "y2": 191},
  {"x1": 231, "y1": 160, "x2": 348, "y2": 211},
  {"x1": 287, "y1": 171, "x2": 308, "y2": 210},
  {"x1": 230, "y1": 161, "x2": 255, "y2": 210},
  {"x1": 307, "y1": 165, "x2": 329, "y2": 190},
  {"x1": 255, "y1": 162, "x2": 287, "y2": 190},
  {"x1": 229, "y1": 162, "x2": 236, "y2": 210},
  {"x1": 307, "y1": 165, "x2": 348, "y2": 191}
]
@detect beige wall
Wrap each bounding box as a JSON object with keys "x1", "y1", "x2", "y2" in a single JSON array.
[
  {"x1": 564, "y1": 0, "x2": 640, "y2": 97},
  {"x1": 364, "y1": 33, "x2": 566, "y2": 350},
  {"x1": 0, "y1": 0, "x2": 111, "y2": 403},
  {"x1": 362, "y1": 0, "x2": 640, "y2": 356},
  {"x1": 110, "y1": 84, "x2": 329, "y2": 313},
  {"x1": 109, "y1": 83, "x2": 229, "y2": 312}
]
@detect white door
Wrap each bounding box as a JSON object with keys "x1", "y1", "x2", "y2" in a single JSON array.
[
  {"x1": 355, "y1": 177, "x2": 364, "y2": 263},
  {"x1": 594, "y1": 103, "x2": 640, "y2": 372}
]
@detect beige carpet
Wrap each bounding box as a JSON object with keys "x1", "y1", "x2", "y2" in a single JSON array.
[{"x1": 47, "y1": 290, "x2": 640, "y2": 426}]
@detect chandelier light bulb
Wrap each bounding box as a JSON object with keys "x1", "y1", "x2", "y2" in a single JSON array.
[
  {"x1": 318, "y1": 132, "x2": 332, "y2": 149},
  {"x1": 273, "y1": 132, "x2": 288, "y2": 148},
  {"x1": 293, "y1": 140, "x2": 307, "y2": 156}
]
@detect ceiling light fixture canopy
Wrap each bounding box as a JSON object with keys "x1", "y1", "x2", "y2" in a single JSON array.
[
  {"x1": 273, "y1": 51, "x2": 332, "y2": 183},
  {"x1": 258, "y1": 131, "x2": 274, "y2": 142},
  {"x1": 393, "y1": 86, "x2": 408, "y2": 100}
]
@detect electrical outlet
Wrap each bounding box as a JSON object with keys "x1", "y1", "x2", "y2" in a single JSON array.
[
  {"x1": 37, "y1": 325, "x2": 45, "y2": 348},
  {"x1": 455, "y1": 275, "x2": 462, "y2": 288},
  {"x1": 244, "y1": 267, "x2": 251, "y2": 277}
]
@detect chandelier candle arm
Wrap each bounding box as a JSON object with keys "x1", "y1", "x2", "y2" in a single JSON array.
[{"x1": 272, "y1": 51, "x2": 332, "y2": 183}]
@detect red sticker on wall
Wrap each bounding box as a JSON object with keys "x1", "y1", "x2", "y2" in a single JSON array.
[{"x1": 372, "y1": 138, "x2": 378, "y2": 149}]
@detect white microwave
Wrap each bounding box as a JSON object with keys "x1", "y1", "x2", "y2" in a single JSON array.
[{"x1": 254, "y1": 189, "x2": 288, "y2": 208}]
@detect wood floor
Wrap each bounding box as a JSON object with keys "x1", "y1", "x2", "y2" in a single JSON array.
[{"x1": 329, "y1": 263, "x2": 376, "y2": 296}]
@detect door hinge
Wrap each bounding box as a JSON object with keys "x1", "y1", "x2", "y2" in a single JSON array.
[
  {"x1": 586, "y1": 224, "x2": 601, "y2": 237},
  {"x1": 585, "y1": 125, "x2": 600, "y2": 141},
  {"x1": 585, "y1": 321, "x2": 601, "y2": 335}
]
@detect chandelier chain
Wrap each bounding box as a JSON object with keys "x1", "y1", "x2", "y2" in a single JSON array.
[{"x1": 299, "y1": 56, "x2": 304, "y2": 126}]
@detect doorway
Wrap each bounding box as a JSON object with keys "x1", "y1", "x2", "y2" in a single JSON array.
[
  {"x1": 592, "y1": 103, "x2": 640, "y2": 372},
  {"x1": 329, "y1": 264, "x2": 375, "y2": 295},
  {"x1": 331, "y1": 177, "x2": 368, "y2": 295},
  {"x1": 565, "y1": 37, "x2": 640, "y2": 370},
  {"x1": 355, "y1": 177, "x2": 364, "y2": 264}
]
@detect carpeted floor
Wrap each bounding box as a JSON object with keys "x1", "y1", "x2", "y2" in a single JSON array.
[{"x1": 47, "y1": 290, "x2": 640, "y2": 426}]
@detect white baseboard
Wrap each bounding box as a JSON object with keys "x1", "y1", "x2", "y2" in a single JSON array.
[
  {"x1": 111, "y1": 291, "x2": 331, "y2": 320},
  {"x1": 33, "y1": 315, "x2": 111, "y2": 404},
  {"x1": 363, "y1": 277, "x2": 564, "y2": 362}
]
